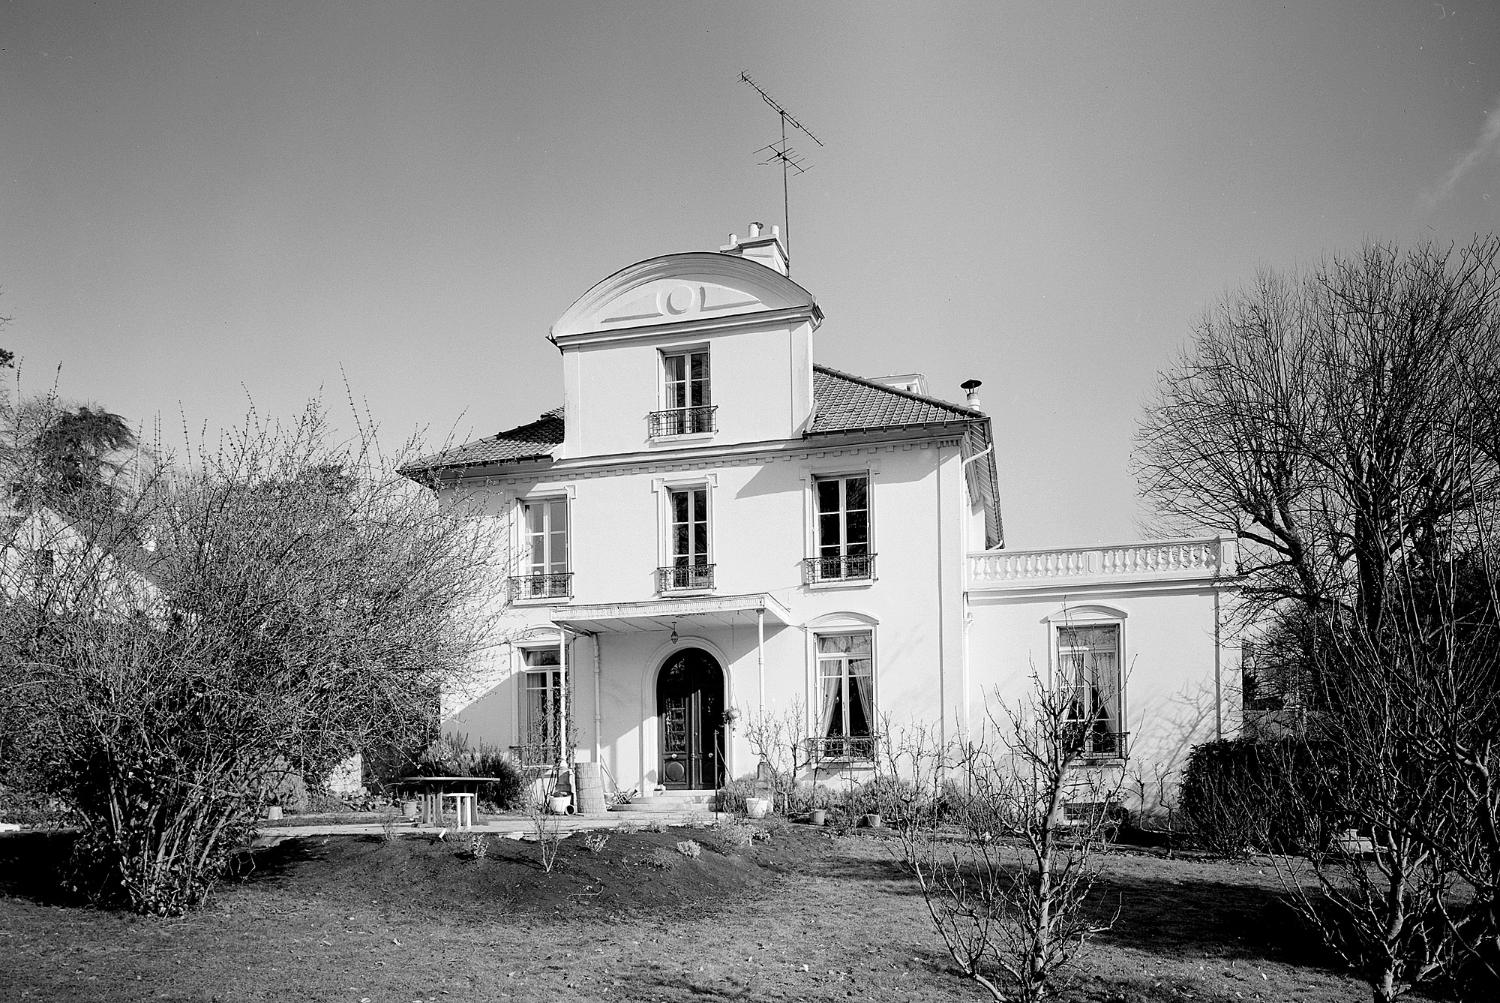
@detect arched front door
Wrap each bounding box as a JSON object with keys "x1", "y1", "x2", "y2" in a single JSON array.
[{"x1": 657, "y1": 648, "x2": 725, "y2": 789}]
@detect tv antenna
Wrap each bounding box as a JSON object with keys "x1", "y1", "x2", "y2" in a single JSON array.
[{"x1": 738, "y1": 71, "x2": 823, "y2": 275}]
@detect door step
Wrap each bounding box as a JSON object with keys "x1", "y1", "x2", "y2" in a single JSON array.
[{"x1": 609, "y1": 789, "x2": 719, "y2": 813}]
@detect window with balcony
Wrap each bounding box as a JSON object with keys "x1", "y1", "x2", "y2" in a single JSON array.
[
  {"x1": 812, "y1": 631, "x2": 876, "y2": 760},
  {"x1": 511, "y1": 497, "x2": 571, "y2": 600},
  {"x1": 659, "y1": 485, "x2": 713, "y2": 591},
  {"x1": 1057, "y1": 624, "x2": 1125, "y2": 758},
  {"x1": 515, "y1": 648, "x2": 563, "y2": 767},
  {"x1": 804, "y1": 474, "x2": 874, "y2": 583},
  {"x1": 650, "y1": 348, "x2": 716, "y2": 436}
]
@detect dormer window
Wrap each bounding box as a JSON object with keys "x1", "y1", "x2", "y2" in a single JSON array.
[{"x1": 650, "y1": 348, "x2": 717, "y2": 437}]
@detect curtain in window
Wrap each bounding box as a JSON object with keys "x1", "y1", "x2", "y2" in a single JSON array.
[{"x1": 817, "y1": 632, "x2": 874, "y2": 738}]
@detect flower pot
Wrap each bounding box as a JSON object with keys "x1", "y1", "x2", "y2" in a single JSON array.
[
  {"x1": 401, "y1": 799, "x2": 419, "y2": 820},
  {"x1": 744, "y1": 797, "x2": 771, "y2": 819},
  {"x1": 809, "y1": 809, "x2": 827, "y2": 826},
  {"x1": 264, "y1": 805, "x2": 283, "y2": 821},
  {"x1": 863, "y1": 813, "x2": 883, "y2": 829},
  {"x1": 549, "y1": 794, "x2": 575, "y2": 815}
]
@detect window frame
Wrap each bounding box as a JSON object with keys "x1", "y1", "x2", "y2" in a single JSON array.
[
  {"x1": 511, "y1": 493, "x2": 572, "y2": 602},
  {"x1": 651, "y1": 345, "x2": 716, "y2": 439},
  {"x1": 655, "y1": 476, "x2": 716, "y2": 593},
  {"x1": 808, "y1": 472, "x2": 875, "y2": 584},
  {"x1": 811, "y1": 628, "x2": 878, "y2": 761},
  {"x1": 1046, "y1": 606, "x2": 1128, "y2": 762},
  {"x1": 517, "y1": 646, "x2": 564, "y2": 768}
]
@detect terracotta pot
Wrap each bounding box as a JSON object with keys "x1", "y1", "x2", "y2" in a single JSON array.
[
  {"x1": 264, "y1": 805, "x2": 283, "y2": 821},
  {"x1": 744, "y1": 797, "x2": 771, "y2": 819}
]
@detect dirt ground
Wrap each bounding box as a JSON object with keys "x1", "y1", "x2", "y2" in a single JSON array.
[{"x1": 0, "y1": 823, "x2": 1470, "y2": 1002}]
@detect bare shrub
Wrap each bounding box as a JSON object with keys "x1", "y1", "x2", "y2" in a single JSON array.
[
  {"x1": 675, "y1": 838, "x2": 702, "y2": 859},
  {"x1": 742, "y1": 698, "x2": 812, "y2": 814},
  {"x1": 2, "y1": 397, "x2": 503, "y2": 914},
  {"x1": 524, "y1": 797, "x2": 563, "y2": 873},
  {"x1": 581, "y1": 831, "x2": 610, "y2": 855},
  {"x1": 913, "y1": 674, "x2": 1118, "y2": 1003}
]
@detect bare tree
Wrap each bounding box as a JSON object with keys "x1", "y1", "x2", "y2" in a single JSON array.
[
  {"x1": 913, "y1": 673, "x2": 1118, "y2": 1003},
  {"x1": 1136, "y1": 238, "x2": 1500, "y2": 1000},
  {"x1": 0, "y1": 398, "x2": 503, "y2": 914},
  {"x1": 1136, "y1": 237, "x2": 1500, "y2": 629}
]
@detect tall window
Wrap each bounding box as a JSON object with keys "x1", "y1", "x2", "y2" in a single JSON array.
[
  {"x1": 1057, "y1": 625, "x2": 1123, "y2": 757},
  {"x1": 815, "y1": 632, "x2": 875, "y2": 758},
  {"x1": 661, "y1": 486, "x2": 712, "y2": 590},
  {"x1": 514, "y1": 497, "x2": 569, "y2": 599},
  {"x1": 520, "y1": 648, "x2": 562, "y2": 766},
  {"x1": 812, "y1": 475, "x2": 872, "y2": 581},
  {"x1": 654, "y1": 349, "x2": 713, "y2": 435}
]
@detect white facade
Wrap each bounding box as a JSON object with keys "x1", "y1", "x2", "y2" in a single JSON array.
[{"x1": 405, "y1": 225, "x2": 1238, "y2": 798}]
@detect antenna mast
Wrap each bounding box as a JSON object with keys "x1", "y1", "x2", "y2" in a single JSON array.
[{"x1": 738, "y1": 71, "x2": 823, "y2": 276}]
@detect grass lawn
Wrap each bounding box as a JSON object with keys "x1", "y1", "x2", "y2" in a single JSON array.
[{"x1": 0, "y1": 822, "x2": 1462, "y2": 1002}]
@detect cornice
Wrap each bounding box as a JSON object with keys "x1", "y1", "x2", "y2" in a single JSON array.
[
  {"x1": 549, "y1": 304, "x2": 820, "y2": 350},
  {"x1": 442, "y1": 427, "x2": 967, "y2": 489}
]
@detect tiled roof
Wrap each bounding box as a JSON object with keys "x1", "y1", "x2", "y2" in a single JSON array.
[
  {"x1": 808, "y1": 365, "x2": 982, "y2": 434},
  {"x1": 399, "y1": 408, "x2": 565, "y2": 476},
  {"x1": 400, "y1": 368, "x2": 981, "y2": 475}
]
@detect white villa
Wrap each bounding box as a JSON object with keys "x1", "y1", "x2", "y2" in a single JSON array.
[{"x1": 402, "y1": 223, "x2": 1239, "y2": 801}]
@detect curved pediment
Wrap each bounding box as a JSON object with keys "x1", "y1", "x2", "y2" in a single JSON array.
[{"x1": 550, "y1": 252, "x2": 817, "y2": 339}]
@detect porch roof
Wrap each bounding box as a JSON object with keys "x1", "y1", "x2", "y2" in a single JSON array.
[{"x1": 549, "y1": 593, "x2": 792, "y2": 635}]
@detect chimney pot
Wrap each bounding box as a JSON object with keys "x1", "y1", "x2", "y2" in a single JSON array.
[
  {"x1": 748, "y1": 221, "x2": 762, "y2": 239},
  {"x1": 961, "y1": 379, "x2": 984, "y2": 411}
]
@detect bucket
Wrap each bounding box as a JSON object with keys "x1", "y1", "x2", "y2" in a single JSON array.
[
  {"x1": 744, "y1": 797, "x2": 771, "y2": 819},
  {"x1": 809, "y1": 809, "x2": 827, "y2": 826},
  {"x1": 573, "y1": 762, "x2": 606, "y2": 816}
]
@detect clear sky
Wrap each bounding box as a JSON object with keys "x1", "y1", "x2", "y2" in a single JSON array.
[{"x1": 2, "y1": 2, "x2": 1497, "y2": 548}]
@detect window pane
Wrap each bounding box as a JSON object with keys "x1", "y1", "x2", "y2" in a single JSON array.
[
  {"x1": 816, "y1": 479, "x2": 841, "y2": 513},
  {"x1": 848, "y1": 633, "x2": 872, "y2": 658},
  {"x1": 664, "y1": 354, "x2": 685, "y2": 383},
  {"x1": 550, "y1": 499, "x2": 567, "y2": 531},
  {"x1": 524, "y1": 648, "x2": 560, "y2": 667},
  {"x1": 846, "y1": 511, "x2": 868, "y2": 546},
  {"x1": 817, "y1": 634, "x2": 850, "y2": 654},
  {"x1": 693, "y1": 521, "x2": 708, "y2": 557},
  {"x1": 845, "y1": 476, "x2": 867, "y2": 510},
  {"x1": 526, "y1": 503, "x2": 544, "y2": 534},
  {"x1": 674, "y1": 523, "x2": 688, "y2": 556},
  {"x1": 819, "y1": 513, "x2": 841, "y2": 548},
  {"x1": 672, "y1": 491, "x2": 688, "y2": 522}
]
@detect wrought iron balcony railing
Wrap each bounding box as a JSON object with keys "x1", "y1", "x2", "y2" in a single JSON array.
[
  {"x1": 509, "y1": 572, "x2": 573, "y2": 601},
  {"x1": 806, "y1": 734, "x2": 879, "y2": 762},
  {"x1": 1063, "y1": 727, "x2": 1128, "y2": 761},
  {"x1": 657, "y1": 563, "x2": 715, "y2": 592},
  {"x1": 648, "y1": 405, "x2": 718, "y2": 437},
  {"x1": 801, "y1": 553, "x2": 877, "y2": 584}
]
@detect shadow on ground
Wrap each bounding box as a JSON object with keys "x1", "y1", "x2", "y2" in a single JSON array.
[{"x1": 0, "y1": 830, "x2": 78, "y2": 905}]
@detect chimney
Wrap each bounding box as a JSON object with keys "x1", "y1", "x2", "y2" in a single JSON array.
[
  {"x1": 961, "y1": 379, "x2": 984, "y2": 412},
  {"x1": 720, "y1": 221, "x2": 788, "y2": 276}
]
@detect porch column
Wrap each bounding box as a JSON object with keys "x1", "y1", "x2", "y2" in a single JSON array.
[
  {"x1": 558, "y1": 631, "x2": 569, "y2": 772},
  {"x1": 757, "y1": 607, "x2": 766, "y2": 711}
]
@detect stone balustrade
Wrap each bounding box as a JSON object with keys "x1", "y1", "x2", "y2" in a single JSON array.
[{"x1": 968, "y1": 537, "x2": 1234, "y2": 589}]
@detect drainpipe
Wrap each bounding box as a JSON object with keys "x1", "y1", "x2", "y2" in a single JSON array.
[
  {"x1": 936, "y1": 446, "x2": 946, "y2": 750},
  {"x1": 1213, "y1": 588, "x2": 1223, "y2": 741}
]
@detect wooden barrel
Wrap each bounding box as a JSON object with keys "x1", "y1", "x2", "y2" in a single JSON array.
[{"x1": 574, "y1": 762, "x2": 606, "y2": 815}]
